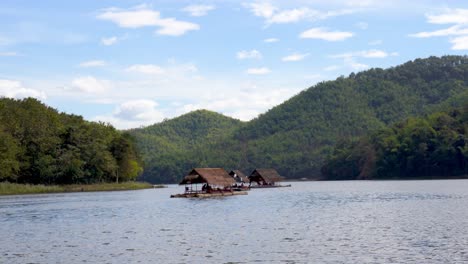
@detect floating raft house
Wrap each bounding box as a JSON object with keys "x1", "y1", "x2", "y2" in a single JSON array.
[
  {"x1": 171, "y1": 168, "x2": 248, "y2": 198},
  {"x1": 248, "y1": 168, "x2": 291, "y2": 188},
  {"x1": 229, "y1": 170, "x2": 249, "y2": 183}
]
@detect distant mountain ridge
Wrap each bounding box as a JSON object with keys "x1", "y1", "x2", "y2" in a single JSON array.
[{"x1": 131, "y1": 55, "x2": 468, "y2": 183}]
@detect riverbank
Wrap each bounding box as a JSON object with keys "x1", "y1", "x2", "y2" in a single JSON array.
[{"x1": 0, "y1": 182, "x2": 163, "y2": 196}]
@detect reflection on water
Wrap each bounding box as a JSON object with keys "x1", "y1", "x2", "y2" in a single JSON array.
[{"x1": 1, "y1": 180, "x2": 468, "y2": 263}]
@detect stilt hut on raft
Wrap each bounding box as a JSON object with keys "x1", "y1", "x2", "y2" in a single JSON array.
[
  {"x1": 229, "y1": 170, "x2": 249, "y2": 184},
  {"x1": 171, "y1": 168, "x2": 248, "y2": 198},
  {"x1": 248, "y1": 168, "x2": 290, "y2": 188}
]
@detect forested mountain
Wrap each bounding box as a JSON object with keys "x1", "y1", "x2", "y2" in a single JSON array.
[
  {"x1": 322, "y1": 105, "x2": 468, "y2": 180},
  {"x1": 132, "y1": 55, "x2": 468, "y2": 183},
  {"x1": 235, "y1": 55, "x2": 468, "y2": 177},
  {"x1": 130, "y1": 110, "x2": 243, "y2": 183},
  {"x1": 0, "y1": 98, "x2": 142, "y2": 184}
]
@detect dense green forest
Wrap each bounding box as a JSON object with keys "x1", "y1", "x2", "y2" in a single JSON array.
[
  {"x1": 131, "y1": 55, "x2": 468, "y2": 183},
  {"x1": 0, "y1": 98, "x2": 142, "y2": 185},
  {"x1": 322, "y1": 105, "x2": 468, "y2": 180},
  {"x1": 131, "y1": 110, "x2": 242, "y2": 183}
]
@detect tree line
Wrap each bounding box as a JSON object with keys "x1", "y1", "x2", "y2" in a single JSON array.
[
  {"x1": 321, "y1": 105, "x2": 468, "y2": 180},
  {"x1": 0, "y1": 98, "x2": 143, "y2": 184}
]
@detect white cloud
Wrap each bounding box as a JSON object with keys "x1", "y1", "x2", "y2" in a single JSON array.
[
  {"x1": 243, "y1": 2, "x2": 354, "y2": 25},
  {"x1": 243, "y1": 2, "x2": 277, "y2": 18},
  {"x1": 71, "y1": 76, "x2": 111, "y2": 94},
  {"x1": 348, "y1": 60, "x2": 369, "y2": 71},
  {"x1": 0, "y1": 52, "x2": 20, "y2": 56},
  {"x1": 79, "y1": 60, "x2": 106, "y2": 68},
  {"x1": 450, "y1": 35, "x2": 468, "y2": 50},
  {"x1": 246, "y1": 67, "x2": 271, "y2": 75},
  {"x1": 300, "y1": 27, "x2": 354, "y2": 41},
  {"x1": 410, "y1": 25, "x2": 468, "y2": 38},
  {"x1": 182, "y1": 5, "x2": 215, "y2": 17},
  {"x1": 154, "y1": 18, "x2": 200, "y2": 36},
  {"x1": 264, "y1": 38, "x2": 279, "y2": 43},
  {"x1": 268, "y1": 7, "x2": 312, "y2": 24},
  {"x1": 329, "y1": 49, "x2": 396, "y2": 71},
  {"x1": 101, "y1": 36, "x2": 118, "y2": 46},
  {"x1": 97, "y1": 6, "x2": 199, "y2": 36},
  {"x1": 411, "y1": 9, "x2": 468, "y2": 50},
  {"x1": 0, "y1": 79, "x2": 46, "y2": 99},
  {"x1": 94, "y1": 99, "x2": 164, "y2": 129},
  {"x1": 282, "y1": 52, "x2": 309, "y2": 62},
  {"x1": 426, "y1": 8, "x2": 468, "y2": 25},
  {"x1": 125, "y1": 62, "x2": 197, "y2": 78},
  {"x1": 237, "y1": 50, "x2": 262, "y2": 60},
  {"x1": 331, "y1": 49, "x2": 396, "y2": 59},
  {"x1": 97, "y1": 8, "x2": 161, "y2": 28},
  {"x1": 126, "y1": 64, "x2": 165, "y2": 75}
]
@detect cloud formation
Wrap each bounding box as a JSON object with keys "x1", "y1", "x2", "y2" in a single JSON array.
[
  {"x1": 331, "y1": 49, "x2": 398, "y2": 59},
  {"x1": 0, "y1": 52, "x2": 20, "y2": 56},
  {"x1": 237, "y1": 50, "x2": 262, "y2": 59},
  {"x1": 300, "y1": 27, "x2": 354, "y2": 41},
  {"x1": 94, "y1": 99, "x2": 164, "y2": 129},
  {"x1": 79, "y1": 60, "x2": 106, "y2": 68},
  {"x1": 72, "y1": 76, "x2": 111, "y2": 94},
  {"x1": 97, "y1": 6, "x2": 200, "y2": 36},
  {"x1": 410, "y1": 8, "x2": 468, "y2": 50},
  {"x1": 246, "y1": 67, "x2": 271, "y2": 75},
  {"x1": 182, "y1": 5, "x2": 215, "y2": 17},
  {"x1": 0, "y1": 79, "x2": 46, "y2": 99},
  {"x1": 282, "y1": 53, "x2": 309, "y2": 62},
  {"x1": 244, "y1": 2, "x2": 354, "y2": 25},
  {"x1": 243, "y1": 2, "x2": 354, "y2": 25},
  {"x1": 101, "y1": 36, "x2": 118, "y2": 46},
  {"x1": 264, "y1": 38, "x2": 279, "y2": 43}
]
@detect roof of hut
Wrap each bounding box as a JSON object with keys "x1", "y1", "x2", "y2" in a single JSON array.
[
  {"x1": 249, "y1": 168, "x2": 285, "y2": 183},
  {"x1": 229, "y1": 170, "x2": 249, "y2": 183},
  {"x1": 179, "y1": 168, "x2": 235, "y2": 186}
]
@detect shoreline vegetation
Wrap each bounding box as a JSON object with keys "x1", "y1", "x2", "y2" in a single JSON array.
[{"x1": 0, "y1": 182, "x2": 164, "y2": 196}]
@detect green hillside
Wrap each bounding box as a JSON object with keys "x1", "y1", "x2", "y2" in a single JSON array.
[
  {"x1": 322, "y1": 105, "x2": 468, "y2": 180},
  {"x1": 0, "y1": 98, "x2": 142, "y2": 185},
  {"x1": 130, "y1": 110, "x2": 244, "y2": 183},
  {"x1": 131, "y1": 55, "x2": 468, "y2": 183}
]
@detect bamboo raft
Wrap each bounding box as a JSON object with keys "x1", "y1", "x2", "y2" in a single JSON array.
[
  {"x1": 249, "y1": 184, "x2": 291, "y2": 189},
  {"x1": 170, "y1": 191, "x2": 248, "y2": 198}
]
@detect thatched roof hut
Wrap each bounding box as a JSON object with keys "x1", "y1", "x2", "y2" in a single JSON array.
[
  {"x1": 229, "y1": 170, "x2": 249, "y2": 183},
  {"x1": 179, "y1": 168, "x2": 235, "y2": 187},
  {"x1": 248, "y1": 168, "x2": 284, "y2": 184}
]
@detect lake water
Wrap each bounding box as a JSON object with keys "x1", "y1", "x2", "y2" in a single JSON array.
[{"x1": 1, "y1": 180, "x2": 468, "y2": 264}]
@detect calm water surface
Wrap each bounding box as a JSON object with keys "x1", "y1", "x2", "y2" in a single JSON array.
[{"x1": 1, "y1": 180, "x2": 468, "y2": 263}]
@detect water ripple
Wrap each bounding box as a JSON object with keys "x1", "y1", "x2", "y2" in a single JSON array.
[{"x1": 1, "y1": 180, "x2": 468, "y2": 263}]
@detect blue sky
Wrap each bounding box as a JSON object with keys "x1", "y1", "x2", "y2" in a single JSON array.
[{"x1": 1, "y1": 0, "x2": 468, "y2": 129}]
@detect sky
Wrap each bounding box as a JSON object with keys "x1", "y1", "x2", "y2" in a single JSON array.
[{"x1": 1, "y1": 0, "x2": 468, "y2": 129}]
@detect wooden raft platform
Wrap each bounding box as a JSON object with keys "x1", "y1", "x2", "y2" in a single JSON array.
[
  {"x1": 250, "y1": 184, "x2": 291, "y2": 189},
  {"x1": 170, "y1": 191, "x2": 248, "y2": 198}
]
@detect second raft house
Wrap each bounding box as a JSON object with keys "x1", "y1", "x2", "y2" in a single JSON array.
[
  {"x1": 170, "y1": 168, "x2": 248, "y2": 198},
  {"x1": 248, "y1": 168, "x2": 291, "y2": 188}
]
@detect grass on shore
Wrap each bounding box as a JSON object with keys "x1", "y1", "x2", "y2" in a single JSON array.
[{"x1": 0, "y1": 181, "x2": 159, "y2": 196}]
